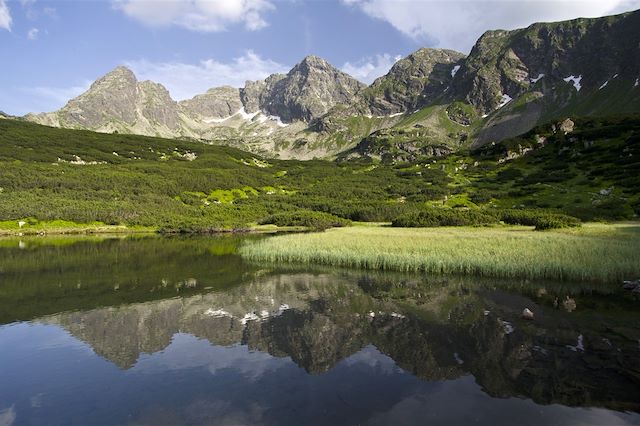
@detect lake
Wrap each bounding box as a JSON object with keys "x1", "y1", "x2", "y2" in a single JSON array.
[{"x1": 0, "y1": 235, "x2": 639, "y2": 426}]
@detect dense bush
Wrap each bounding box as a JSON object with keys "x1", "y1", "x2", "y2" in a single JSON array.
[
  {"x1": 498, "y1": 209, "x2": 581, "y2": 230},
  {"x1": 392, "y1": 208, "x2": 497, "y2": 227},
  {"x1": 258, "y1": 211, "x2": 351, "y2": 230}
]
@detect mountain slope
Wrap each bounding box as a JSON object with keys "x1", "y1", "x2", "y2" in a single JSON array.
[
  {"x1": 452, "y1": 9, "x2": 640, "y2": 146},
  {"x1": 339, "y1": 10, "x2": 640, "y2": 160},
  {"x1": 362, "y1": 48, "x2": 465, "y2": 115}
]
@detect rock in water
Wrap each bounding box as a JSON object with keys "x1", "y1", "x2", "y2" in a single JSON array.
[
  {"x1": 562, "y1": 297, "x2": 577, "y2": 312},
  {"x1": 622, "y1": 280, "x2": 639, "y2": 290},
  {"x1": 522, "y1": 308, "x2": 534, "y2": 320}
]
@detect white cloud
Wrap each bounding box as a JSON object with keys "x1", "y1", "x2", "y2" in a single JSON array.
[
  {"x1": 0, "y1": 0, "x2": 12, "y2": 31},
  {"x1": 342, "y1": 53, "x2": 402, "y2": 84},
  {"x1": 114, "y1": 0, "x2": 275, "y2": 32},
  {"x1": 27, "y1": 27, "x2": 38, "y2": 40},
  {"x1": 125, "y1": 50, "x2": 289, "y2": 100},
  {"x1": 342, "y1": 0, "x2": 640, "y2": 53},
  {"x1": 0, "y1": 405, "x2": 16, "y2": 426}
]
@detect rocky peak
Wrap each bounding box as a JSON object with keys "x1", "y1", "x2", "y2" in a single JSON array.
[
  {"x1": 293, "y1": 55, "x2": 333, "y2": 73},
  {"x1": 89, "y1": 65, "x2": 137, "y2": 91},
  {"x1": 260, "y1": 55, "x2": 365, "y2": 122}
]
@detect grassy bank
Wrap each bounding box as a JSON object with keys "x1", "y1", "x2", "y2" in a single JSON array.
[
  {"x1": 0, "y1": 219, "x2": 155, "y2": 236},
  {"x1": 0, "y1": 217, "x2": 316, "y2": 236},
  {"x1": 240, "y1": 223, "x2": 640, "y2": 284}
]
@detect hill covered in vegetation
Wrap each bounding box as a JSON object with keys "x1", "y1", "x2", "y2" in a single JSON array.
[{"x1": 0, "y1": 115, "x2": 638, "y2": 232}]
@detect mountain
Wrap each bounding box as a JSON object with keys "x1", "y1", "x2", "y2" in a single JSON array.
[
  {"x1": 362, "y1": 48, "x2": 466, "y2": 115},
  {"x1": 27, "y1": 66, "x2": 183, "y2": 138},
  {"x1": 24, "y1": 10, "x2": 640, "y2": 160},
  {"x1": 26, "y1": 56, "x2": 366, "y2": 159},
  {"x1": 179, "y1": 86, "x2": 243, "y2": 121},
  {"x1": 339, "y1": 10, "x2": 640, "y2": 161},
  {"x1": 259, "y1": 55, "x2": 365, "y2": 122},
  {"x1": 452, "y1": 9, "x2": 640, "y2": 147}
]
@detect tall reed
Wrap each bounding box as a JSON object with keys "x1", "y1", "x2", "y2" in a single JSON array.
[{"x1": 240, "y1": 224, "x2": 640, "y2": 284}]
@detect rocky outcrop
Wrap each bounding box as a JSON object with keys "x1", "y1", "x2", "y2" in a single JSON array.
[
  {"x1": 180, "y1": 86, "x2": 243, "y2": 120},
  {"x1": 362, "y1": 48, "x2": 465, "y2": 115}
]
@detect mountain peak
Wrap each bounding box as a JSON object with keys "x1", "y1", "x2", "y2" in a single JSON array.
[
  {"x1": 293, "y1": 55, "x2": 335, "y2": 73},
  {"x1": 103, "y1": 65, "x2": 137, "y2": 80},
  {"x1": 300, "y1": 55, "x2": 328, "y2": 64},
  {"x1": 89, "y1": 66, "x2": 138, "y2": 93},
  {"x1": 261, "y1": 54, "x2": 365, "y2": 122}
]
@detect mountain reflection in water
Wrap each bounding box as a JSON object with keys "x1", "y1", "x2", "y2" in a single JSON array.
[{"x1": 0, "y1": 235, "x2": 638, "y2": 426}]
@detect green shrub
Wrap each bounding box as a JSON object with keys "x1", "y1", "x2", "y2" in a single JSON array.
[
  {"x1": 498, "y1": 209, "x2": 581, "y2": 230},
  {"x1": 392, "y1": 208, "x2": 497, "y2": 227},
  {"x1": 258, "y1": 211, "x2": 351, "y2": 230}
]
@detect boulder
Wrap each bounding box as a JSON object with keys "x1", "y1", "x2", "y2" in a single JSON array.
[{"x1": 622, "y1": 280, "x2": 639, "y2": 291}]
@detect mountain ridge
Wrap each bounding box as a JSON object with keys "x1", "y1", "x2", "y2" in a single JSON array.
[{"x1": 23, "y1": 9, "x2": 640, "y2": 160}]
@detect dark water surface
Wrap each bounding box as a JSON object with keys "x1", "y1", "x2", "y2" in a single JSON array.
[{"x1": 0, "y1": 235, "x2": 639, "y2": 426}]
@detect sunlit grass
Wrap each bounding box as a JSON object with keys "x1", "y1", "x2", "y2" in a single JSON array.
[{"x1": 240, "y1": 223, "x2": 640, "y2": 284}]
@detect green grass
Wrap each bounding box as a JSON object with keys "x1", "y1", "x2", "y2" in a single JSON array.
[{"x1": 240, "y1": 223, "x2": 640, "y2": 284}]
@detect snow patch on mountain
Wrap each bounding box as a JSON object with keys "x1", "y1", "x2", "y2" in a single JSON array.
[
  {"x1": 497, "y1": 94, "x2": 512, "y2": 109},
  {"x1": 238, "y1": 107, "x2": 260, "y2": 120},
  {"x1": 563, "y1": 75, "x2": 582, "y2": 91},
  {"x1": 530, "y1": 73, "x2": 544, "y2": 83}
]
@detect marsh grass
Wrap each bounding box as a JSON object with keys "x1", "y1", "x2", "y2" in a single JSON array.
[{"x1": 240, "y1": 223, "x2": 640, "y2": 284}]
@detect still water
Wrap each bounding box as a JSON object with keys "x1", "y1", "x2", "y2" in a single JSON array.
[{"x1": 0, "y1": 235, "x2": 639, "y2": 426}]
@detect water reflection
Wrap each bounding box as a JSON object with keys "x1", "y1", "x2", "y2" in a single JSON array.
[{"x1": 0, "y1": 236, "x2": 639, "y2": 425}]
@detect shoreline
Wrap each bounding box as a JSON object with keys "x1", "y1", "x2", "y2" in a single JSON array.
[{"x1": 0, "y1": 223, "x2": 309, "y2": 237}]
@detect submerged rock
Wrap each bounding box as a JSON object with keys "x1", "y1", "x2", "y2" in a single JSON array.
[{"x1": 562, "y1": 297, "x2": 577, "y2": 312}]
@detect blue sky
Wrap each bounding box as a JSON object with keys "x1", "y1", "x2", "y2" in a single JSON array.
[{"x1": 1, "y1": 0, "x2": 639, "y2": 115}]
